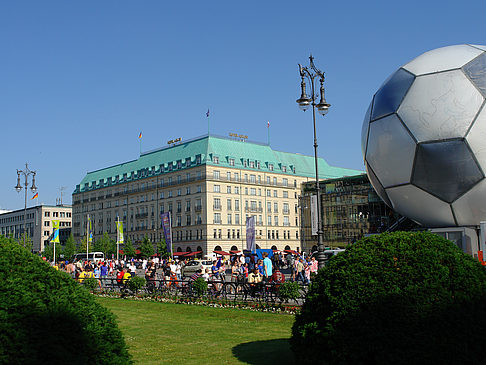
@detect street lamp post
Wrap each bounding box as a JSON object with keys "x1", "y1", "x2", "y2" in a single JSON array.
[
  {"x1": 296, "y1": 55, "x2": 331, "y2": 269},
  {"x1": 14, "y1": 163, "x2": 37, "y2": 249}
]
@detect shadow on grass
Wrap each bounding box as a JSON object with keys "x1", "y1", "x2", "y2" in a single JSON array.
[{"x1": 232, "y1": 338, "x2": 295, "y2": 365}]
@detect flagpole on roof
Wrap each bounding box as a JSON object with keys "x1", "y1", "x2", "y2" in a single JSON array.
[
  {"x1": 267, "y1": 121, "x2": 270, "y2": 145},
  {"x1": 206, "y1": 109, "x2": 210, "y2": 136},
  {"x1": 138, "y1": 131, "x2": 142, "y2": 155}
]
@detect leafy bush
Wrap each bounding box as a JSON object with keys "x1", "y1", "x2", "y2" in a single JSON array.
[
  {"x1": 126, "y1": 275, "x2": 146, "y2": 293},
  {"x1": 291, "y1": 231, "x2": 486, "y2": 364},
  {"x1": 83, "y1": 276, "x2": 99, "y2": 291},
  {"x1": 277, "y1": 281, "x2": 300, "y2": 302},
  {"x1": 0, "y1": 236, "x2": 132, "y2": 364},
  {"x1": 192, "y1": 277, "x2": 208, "y2": 296}
]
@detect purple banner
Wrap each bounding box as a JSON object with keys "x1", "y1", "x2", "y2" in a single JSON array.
[
  {"x1": 246, "y1": 216, "x2": 255, "y2": 253},
  {"x1": 161, "y1": 212, "x2": 172, "y2": 255}
]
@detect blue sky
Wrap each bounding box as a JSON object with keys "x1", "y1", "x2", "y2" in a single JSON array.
[{"x1": 2, "y1": 0, "x2": 486, "y2": 210}]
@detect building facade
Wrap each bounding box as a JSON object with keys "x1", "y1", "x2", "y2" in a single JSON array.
[
  {"x1": 0, "y1": 205, "x2": 72, "y2": 252},
  {"x1": 72, "y1": 134, "x2": 360, "y2": 255},
  {"x1": 300, "y1": 174, "x2": 414, "y2": 253}
]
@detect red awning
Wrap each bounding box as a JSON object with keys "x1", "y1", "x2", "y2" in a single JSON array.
[
  {"x1": 213, "y1": 250, "x2": 230, "y2": 256},
  {"x1": 284, "y1": 250, "x2": 300, "y2": 255},
  {"x1": 229, "y1": 250, "x2": 241, "y2": 254},
  {"x1": 185, "y1": 251, "x2": 202, "y2": 257},
  {"x1": 173, "y1": 252, "x2": 190, "y2": 257}
]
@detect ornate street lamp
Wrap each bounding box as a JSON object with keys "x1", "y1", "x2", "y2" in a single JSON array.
[
  {"x1": 296, "y1": 55, "x2": 331, "y2": 269},
  {"x1": 15, "y1": 163, "x2": 37, "y2": 249}
]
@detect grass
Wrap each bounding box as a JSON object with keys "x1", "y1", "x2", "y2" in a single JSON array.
[{"x1": 97, "y1": 297, "x2": 296, "y2": 364}]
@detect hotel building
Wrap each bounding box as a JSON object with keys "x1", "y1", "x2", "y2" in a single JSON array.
[{"x1": 72, "y1": 134, "x2": 360, "y2": 255}]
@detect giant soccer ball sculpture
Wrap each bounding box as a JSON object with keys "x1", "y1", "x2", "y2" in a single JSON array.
[{"x1": 362, "y1": 44, "x2": 486, "y2": 227}]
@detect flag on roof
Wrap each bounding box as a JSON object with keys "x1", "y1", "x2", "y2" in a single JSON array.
[
  {"x1": 267, "y1": 121, "x2": 270, "y2": 128},
  {"x1": 31, "y1": 193, "x2": 38, "y2": 200},
  {"x1": 138, "y1": 131, "x2": 142, "y2": 139},
  {"x1": 206, "y1": 109, "x2": 210, "y2": 118}
]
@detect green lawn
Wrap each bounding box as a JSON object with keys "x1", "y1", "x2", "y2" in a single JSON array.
[{"x1": 97, "y1": 297, "x2": 296, "y2": 364}]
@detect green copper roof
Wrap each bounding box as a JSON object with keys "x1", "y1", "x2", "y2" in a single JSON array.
[{"x1": 74, "y1": 134, "x2": 362, "y2": 194}]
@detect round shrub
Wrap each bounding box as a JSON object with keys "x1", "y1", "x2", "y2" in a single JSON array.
[
  {"x1": 0, "y1": 236, "x2": 132, "y2": 364},
  {"x1": 126, "y1": 275, "x2": 146, "y2": 293},
  {"x1": 83, "y1": 276, "x2": 99, "y2": 291},
  {"x1": 192, "y1": 277, "x2": 208, "y2": 296},
  {"x1": 291, "y1": 231, "x2": 486, "y2": 364},
  {"x1": 277, "y1": 281, "x2": 300, "y2": 302}
]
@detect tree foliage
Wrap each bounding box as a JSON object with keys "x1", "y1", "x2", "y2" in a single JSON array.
[
  {"x1": 156, "y1": 238, "x2": 170, "y2": 259},
  {"x1": 139, "y1": 235, "x2": 154, "y2": 258},
  {"x1": 123, "y1": 237, "x2": 136, "y2": 258},
  {"x1": 291, "y1": 231, "x2": 486, "y2": 364},
  {"x1": 0, "y1": 235, "x2": 132, "y2": 364},
  {"x1": 63, "y1": 233, "x2": 76, "y2": 259}
]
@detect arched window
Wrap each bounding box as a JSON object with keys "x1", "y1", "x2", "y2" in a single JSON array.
[
  {"x1": 186, "y1": 246, "x2": 192, "y2": 252},
  {"x1": 284, "y1": 245, "x2": 291, "y2": 250},
  {"x1": 196, "y1": 246, "x2": 203, "y2": 258},
  {"x1": 176, "y1": 247, "x2": 182, "y2": 252},
  {"x1": 214, "y1": 245, "x2": 222, "y2": 251},
  {"x1": 231, "y1": 245, "x2": 238, "y2": 251},
  {"x1": 271, "y1": 245, "x2": 277, "y2": 250}
]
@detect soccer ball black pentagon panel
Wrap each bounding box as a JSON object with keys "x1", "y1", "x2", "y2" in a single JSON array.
[{"x1": 362, "y1": 44, "x2": 486, "y2": 227}]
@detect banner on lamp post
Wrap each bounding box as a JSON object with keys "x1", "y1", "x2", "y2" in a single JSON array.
[
  {"x1": 311, "y1": 195, "x2": 318, "y2": 236},
  {"x1": 246, "y1": 216, "x2": 256, "y2": 253}
]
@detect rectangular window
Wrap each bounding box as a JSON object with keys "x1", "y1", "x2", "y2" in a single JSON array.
[
  {"x1": 267, "y1": 202, "x2": 271, "y2": 213},
  {"x1": 197, "y1": 185, "x2": 202, "y2": 193},
  {"x1": 234, "y1": 173, "x2": 239, "y2": 181},
  {"x1": 283, "y1": 203, "x2": 289, "y2": 214},
  {"x1": 273, "y1": 190, "x2": 277, "y2": 197},
  {"x1": 213, "y1": 170, "x2": 220, "y2": 179},
  {"x1": 274, "y1": 216, "x2": 279, "y2": 226},
  {"x1": 250, "y1": 174, "x2": 256, "y2": 183},
  {"x1": 283, "y1": 178, "x2": 288, "y2": 186},
  {"x1": 213, "y1": 156, "x2": 219, "y2": 164},
  {"x1": 186, "y1": 215, "x2": 191, "y2": 225},
  {"x1": 283, "y1": 191, "x2": 288, "y2": 198},
  {"x1": 267, "y1": 215, "x2": 272, "y2": 225},
  {"x1": 214, "y1": 198, "x2": 221, "y2": 210},
  {"x1": 245, "y1": 187, "x2": 248, "y2": 195},
  {"x1": 227, "y1": 172, "x2": 231, "y2": 180},
  {"x1": 227, "y1": 199, "x2": 232, "y2": 210},
  {"x1": 235, "y1": 200, "x2": 240, "y2": 211},
  {"x1": 227, "y1": 214, "x2": 232, "y2": 224},
  {"x1": 273, "y1": 177, "x2": 277, "y2": 185},
  {"x1": 214, "y1": 213, "x2": 221, "y2": 224},
  {"x1": 229, "y1": 158, "x2": 235, "y2": 166},
  {"x1": 283, "y1": 216, "x2": 290, "y2": 226},
  {"x1": 214, "y1": 185, "x2": 220, "y2": 193},
  {"x1": 235, "y1": 214, "x2": 240, "y2": 225},
  {"x1": 269, "y1": 164, "x2": 274, "y2": 171},
  {"x1": 274, "y1": 202, "x2": 278, "y2": 212},
  {"x1": 227, "y1": 186, "x2": 231, "y2": 194},
  {"x1": 250, "y1": 188, "x2": 256, "y2": 196},
  {"x1": 235, "y1": 186, "x2": 239, "y2": 194}
]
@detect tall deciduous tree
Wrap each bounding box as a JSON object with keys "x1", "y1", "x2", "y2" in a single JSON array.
[
  {"x1": 122, "y1": 237, "x2": 136, "y2": 259},
  {"x1": 63, "y1": 233, "x2": 76, "y2": 259},
  {"x1": 139, "y1": 235, "x2": 154, "y2": 258}
]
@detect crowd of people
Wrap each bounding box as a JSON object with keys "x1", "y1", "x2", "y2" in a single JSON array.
[{"x1": 51, "y1": 250, "x2": 320, "y2": 290}]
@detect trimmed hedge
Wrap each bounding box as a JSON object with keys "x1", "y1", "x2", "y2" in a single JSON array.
[
  {"x1": 291, "y1": 231, "x2": 486, "y2": 364},
  {"x1": 0, "y1": 236, "x2": 132, "y2": 364}
]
